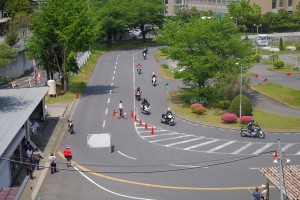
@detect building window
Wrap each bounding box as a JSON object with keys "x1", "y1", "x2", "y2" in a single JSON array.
[
  {"x1": 288, "y1": 0, "x2": 293, "y2": 6},
  {"x1": 279, "y1": 0, "x2": 284, "y2": 7},
  {"x1": 272, "y1": 0, "x2": 277, "y2": 9}
]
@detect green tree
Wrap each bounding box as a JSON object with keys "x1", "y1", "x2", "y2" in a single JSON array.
[
  {"x1": 26, "y1": 0, "x2": 102, "y2": 92},
  {"x1": 227, "y1": 0, "x2": 262, "y2": 33},
  {"x1": 0, "y1": 44, "x2": 18, "y2": 67},
  {"x1": 4, "y1": 0, "x2": 32, "y2": 18},
  {"x1": 279, "y1": 37, "x2": 284, "y2": 50},
  {"x1": 229, "y1": 94, "x2": 253, "y2": 116},
  {"x1": 130, "y1": 0, "x2": 165, "y2": 42},
  {"x1": 273, "y1": 59, "x2": 284, "y2": 69},
  {"x1": 155, "y1": 16, "x2": 253, "y2": 92}
]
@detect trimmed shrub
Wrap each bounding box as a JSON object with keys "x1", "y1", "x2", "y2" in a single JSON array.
[
  {"x1": 273, "y1": 59, "x2": 284, "y2": 69},
  {"x1": 191, "y1": 107, "x2": 206, "y2": 114},
  {"x1": 161, "y1": 64, "x2": 169, "y2": 69},
  {"x1": 190, "y1": 97, "x2": 208, "y2": 106},
  {"x1": 217, "y1": 100, "x2": 231, "y2": 109},
  {"x1": 221, "y1": 113, "x2": 238, "y2": 123},
  {"x1": 240, "y1": 116, "x2": 253, "y2": 124},
  {"x1": 251, "y1": 54, "x2": 260, "y2": 63},
  {"x1": 191, "y1": 103, "x2": 203, "y2": 108},
  {"x1": 229, "y1": 95, "x2": 253, "y2": 116}
]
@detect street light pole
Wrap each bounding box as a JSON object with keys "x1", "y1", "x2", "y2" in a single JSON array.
[
  {"x1": 254, "y1": 24, "x2": 262, "y2": 54},
  {"x1": 236, "y1": 62, "x2": 242, "y2": 118},
  {"x1": 277, "y1": 139, "x2": 284, "y2": 200}
]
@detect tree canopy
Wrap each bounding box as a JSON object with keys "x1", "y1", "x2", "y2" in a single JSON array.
[
  {"x1": 155, "y1": 16, "x2": 252, "y2": 90},
  {"x1": 26, "y1": 0, "x2": 102, "y2": 91},
  {"x1": 0, "y1": 44, "x2": 18, "y2": 67}
]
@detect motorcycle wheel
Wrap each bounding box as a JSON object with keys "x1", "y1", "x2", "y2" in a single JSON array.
[
  {"x1": 258, "y1": 131, "x2": 265, "y2": 139},
  {"x1": 240, "y1": 130, "x2": 247, "y2": 137},
  {"x1": 170, "y1": 121, "x2": 175, "y2": 126}
]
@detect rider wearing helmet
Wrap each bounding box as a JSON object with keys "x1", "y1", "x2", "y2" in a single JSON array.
[
  {"x1": 247, "y1": 118, "x2": 255, "y2": 135},
  {"x1": 152, "y1": 72, "x2": 156, "y2": 78}
]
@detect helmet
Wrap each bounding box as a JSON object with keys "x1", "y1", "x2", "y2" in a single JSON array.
[
  {"x1": 66, "y1": 145, "x2": 70, "y2": 148},
  {"x1": 152, "y1": 72, "x2": 155, "y2": 75},
  {"x1": 167, "y1": 107, "x2": 171, "y2": 111}
]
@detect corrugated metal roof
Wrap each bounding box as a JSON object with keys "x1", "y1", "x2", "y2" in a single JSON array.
[
  {"x1": 0, "y1": 87, "x2": 48, "y2": 156},
  {"x1": 259, "y1": 165, "x2": 300, "y2": 200}
]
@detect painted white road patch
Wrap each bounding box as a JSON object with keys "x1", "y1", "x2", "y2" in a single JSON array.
[{"x1": 87, "y1": 133, "x2": 111, "y2": 148}]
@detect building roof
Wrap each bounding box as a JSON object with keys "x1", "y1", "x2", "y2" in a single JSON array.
[
  {"x1": 259, "y1": 165, "x2": 300, "y2": 200},
  {"x1": 0, "y1": 87, "x2": 48, "y2": 156}
]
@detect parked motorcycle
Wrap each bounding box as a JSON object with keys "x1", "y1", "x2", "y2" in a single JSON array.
[
  {"x1": 161, "y1": 113, "x2": 175, "y2": 126},
  {"x1": 240, "y1": 124, "x2": 265, "y2": 139},
  {"x1": 141, "y1": 99, "x2": 150, "y2": 115}
]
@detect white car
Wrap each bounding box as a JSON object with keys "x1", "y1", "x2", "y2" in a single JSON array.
[
  {"x1": 129, "y1": 29, "x2": 141, "y2": 37},
  {"x1": 286, "y1": 46, "x2": 296, "y2": 51},
  {"x1": 269, "y1": 48, "x2": 280, "y2": 53}
]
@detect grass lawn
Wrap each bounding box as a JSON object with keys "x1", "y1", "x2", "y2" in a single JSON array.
[
  {"x1": 169, "y1": 90, "x2": 300, "y2": 132},
  {"x1": 267, "y1": 65, "x2": 300, "y2": 73},
  {"x1": 252, "y1": 82, "x2": 300, "y2": 108}
]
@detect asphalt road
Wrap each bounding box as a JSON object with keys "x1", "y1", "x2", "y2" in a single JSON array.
[{"x1": 38, "y1": 47, "x2": 299, "y2": 200}]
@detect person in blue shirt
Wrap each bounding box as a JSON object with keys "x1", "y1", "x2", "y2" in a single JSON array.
[{"x1": 252, "y1": 187, "x2": 261, "y2": 200}]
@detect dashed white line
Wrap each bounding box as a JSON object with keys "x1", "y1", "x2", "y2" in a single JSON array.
[
  {"x1": 107, "y1": 98, "x2": 110, "y2": 104},
  {"x1": 114, "y1": 71, "x2": 116, "y2": 74},
  {"x1": 170, "y1": 164, "x2": 208, "y2": 168},
  {"x1": 112, "y1": 76, "x2": 115, "y2": 80},
  {"x1": 109, "y1": 90, "x2": 112, "y2": 94},
  {"x1": 102, "y1": 120, "x2": 106, "y2": 128},
  {"x1": 117, "y1": 151, "x2": 137, "y2": 160},
  {"x1": 105, "y1": 108, "x2": 108, "y2": 115},
  {"x1": 111, "y1": 82, "x2": 114, "y2": 87}
]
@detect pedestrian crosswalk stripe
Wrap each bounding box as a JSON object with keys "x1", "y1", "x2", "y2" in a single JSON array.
[
  {"x1": 207, "y1": 141, "x2": 236, "y2": 153},
  {"x1": 231, "y1": 143, "x2": 253, "y2": 154},
  {"x1": 252, "y1": 143, "x2": 274, "y2": 155},
  {"x1": 149, "y1": 135, "x2": 191, "y2": 143},
  {"x1": 165, "y1": 137, "x2": 205, "y2": 147},
  {"x1": 142, "y1": 132, "x2": 181, "y2": 138},
  {"x1": 281, "y1": 143, "x2": 295, "y2": 152},
  {"x1": 184, "y1": 139, "x2": 219, "y2": 150}
]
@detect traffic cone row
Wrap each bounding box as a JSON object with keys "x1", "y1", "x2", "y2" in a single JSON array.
[{"x1": 131, "y1": 112, "x2": 154, "y2": 134}]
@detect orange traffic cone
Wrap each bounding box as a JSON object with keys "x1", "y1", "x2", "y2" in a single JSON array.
[
  {"x1": 134, "y1": 114, "x2": 137, "y2": 122},
  {"x1": 131, "y1": 111, "x2": 133, "y2": 118},
  {"x1": 140, "y1": 118, "x2": 143, "y2": 126},
  {"x1": 151, "y1": 126, "x2": 154, "y2": 135},
  {"x1": 145, "y1": 122, "x2": 148, "y2": 130},
  {"x1": 112, "y1": 109, "x2": 116, "y2": 117}
]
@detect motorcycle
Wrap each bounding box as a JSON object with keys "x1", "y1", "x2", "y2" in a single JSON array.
[
  {"x1": 161, "y1": 113, "x2": 175, "y2": 126},
  {"x1": 240, "y1": 124, "x2": 265, "y2": 139},
  {"x1": 135, "y1": 90, "x2": 141, "y2": 101},
  {"x1": 136, "y1": 64, "x2": 142, "y2": 74},
  {"x1": 143, "y1": 52, "x2": 146, "y2": 60},
  {"x1": 67, "y1": 120, "x2": 74, "y2": 134},
  {"x1": 152, "y1": 77, "x2": 156, "y2": 87},
  {"x1": 141, "y1": 100, "x2": 150, "y2": 115}
]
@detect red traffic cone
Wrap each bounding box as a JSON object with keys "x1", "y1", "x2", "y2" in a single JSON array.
[
  {"x1": 76, "y1": 93, "x2": 79, "y2": 99},
  {"x1": 131, "y1": 111, "x2": 133, "y2": 118},
  {"x1": 263, "y1": 78, "x2": 268, "y2": 82},
  {"x1": 139, "y1": 118, "x2": 143, "y2": 126},
  {"x1": 145, "y1": 122, "x2": 148, "y2": 130},
  {"x1": 287, "y1": 72, "x2": 292, "y2": 76},
  {"x1": 151, "y1": 126, "x2": 154, "y2": 135},
  {"x1": 112, "y1": 109, "x2": 116, "y2": 117},
  {"x1": 134, "y1": 114, "x2": 137, "y2": 122},
  {"x1": 255, "y1": 74, "x2": 258, "y2": 78},
  {"x1": 273, "y1": 151, "x2": 278, "y2": 163}
]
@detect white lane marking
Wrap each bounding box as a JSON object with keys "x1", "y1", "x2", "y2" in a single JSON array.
[
  {"x1": 249, "y1": 168, "x2": 260, "y2": 170},
  {"x1": 114, "y1": 70, "x2": 116, "y2": 74},
  {"x1": 115, "y1": 66, "x2": 117, "y2": 69},
  {"x1": 207, "y1": 141, "x2": 236, "y2": 153},
  {"x1": 73, "y1": 165, "x2": 154, "y2": 200},
  {"x1": 184, "y1": 139, "x2": 219, "y2": 150},
  {"x1": 102, "y1": 120, "x2": 106, "y2": 128},
  {"x1": 107, "y1": 98, "x2": 110, "y2": 104},
  {"x1": 142, "y1": 133, "x2": 181, "y2": 138},
  {"x1": 149, "y1": 135, "x2": 191, "y2": 143},
  {"x1": 170, "y1": 164, "x2": 208, "y2": 168},
  {"x1": 281, "y1": 143, "x2": 295, "y2": 152},
  {"x1": 111, "y1": 82, "x2": 114, "y2": 87},
  {"x1": 112, "y1": 76, "x2": 115, "y2": 80},
  {"x1": 295, "y1": 151, "x2": 300, "y2": 155},
  {"x1": 109, "y1": 90, "x2": 112, "y2": 94},
  {"x1": 231, "y1": 143, "x2": 253, "y2": 154},
  {"x1": 117, "y1": 151, "x2": 137, "y2": 160},
  {"x1": 105, "y1": 108, "x2": 108, "y2": 115},
  {"x1": 252, "y1": 143, "x2": 274, "y2": 155},
  {"x1": 165, "y1": 137, "x2": 205, "y2": 147},
  {"x1": 116, "y1": 61, "x2": 118, "y2": 65}
]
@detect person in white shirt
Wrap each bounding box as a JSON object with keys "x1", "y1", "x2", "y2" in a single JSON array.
[
  {"x1": 48, "y1": 153, "x2": 57, "y2": 174},
  {"x1": 119, "y1": 100, "x2": 123, "y2": 118}
]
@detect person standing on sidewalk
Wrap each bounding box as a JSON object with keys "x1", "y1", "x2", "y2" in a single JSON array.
[
  {"x1": 119, "y1": 100, "x2": 123, "y2": 119},
  {"x1": 63, "y1": 145, "x2": 73, "y2": 168},
  {"x1": 48, "y1": 153, "x2": 57, "y2": 174},
  {"x1": 32, "y1": 148, "x2": 43, "y2": 170},
  {"x1": 24, "y1": 156, "x2": 34, "y2": 179},
  {"x1": 252, "y1": 186, "x2": 261, "y2": 200}
]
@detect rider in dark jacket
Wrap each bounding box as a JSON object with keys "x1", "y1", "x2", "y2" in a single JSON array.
[{"x1": 247, "y1": 118, "x2": 255, "y2": 135}]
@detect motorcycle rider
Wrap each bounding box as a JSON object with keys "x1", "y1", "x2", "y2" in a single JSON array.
[
  {"x1": 136, "y1": 87, "x2": 141, "y2": 100},
  {"x1": 151, "y1": 72, "x2": 157, "y2": 85},
  {"x1": 141, "y1": 98, "x2": 149, "y2": 111},
  {"x1": 247, "y1": 118, "x2": 255, "y2": 136},
  {"x1": 165, "y1": 107, "x2": 173, "y2": 122},
  {"x1": 136, "y1": 63, "x2": 142, "y2": 74},
  {"x1": 67, "y1": 120, "x2": 74, "y2": 134}
]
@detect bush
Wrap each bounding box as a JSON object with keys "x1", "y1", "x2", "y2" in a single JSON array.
[
  {"x1": 229, "y1": 95, "x2": 253, "y2": 116},
  {"x1": 251, "y1": 54, "x2": 260, "y2": 63},
  {"x1": 217, "y1": 100, "x2": 231, "y2": 109},
  {"x1": 191, "y1": 103, "x2": 203, "y2": 108},
  {"x1": 161, "y1": 64, "x2": 169, "y2": 69},
  {"x1": 221, "y1": 113, "x2": 238, "y2": 123},
  {"x1": 190, "y1": 97, "x2": 208, "y2": 106},
  {"x1": 191, "y1": 106, "x2": 206, "y2": 114},
  {"x1": 240, "y1": 116, "x2": 253, "y2": 124},
  {"x1": 273, "y1": 59, "x2": 284, "y2": 69}
]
